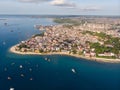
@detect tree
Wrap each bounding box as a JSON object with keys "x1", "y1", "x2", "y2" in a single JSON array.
[{"x1": 72, "y1": 49, "x2": 77, "y2": 54}]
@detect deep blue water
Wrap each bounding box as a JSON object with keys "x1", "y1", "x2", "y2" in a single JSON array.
[{"x1": 0, "y1": 15, "x2": 120, "y2": 90}]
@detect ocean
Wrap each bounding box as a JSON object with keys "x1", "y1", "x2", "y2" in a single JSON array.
[{"x1": 0, "y1": 15, "x2": 120, "y2": 90}]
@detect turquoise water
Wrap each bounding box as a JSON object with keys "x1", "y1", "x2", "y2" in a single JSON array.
[{"x1": 0, "y1": 15, "x2": 120, "y2": 90}]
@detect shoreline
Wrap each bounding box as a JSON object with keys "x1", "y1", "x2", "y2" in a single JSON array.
[{"x1": 9, "y1": 45, "x2": 120, "y2": 63}]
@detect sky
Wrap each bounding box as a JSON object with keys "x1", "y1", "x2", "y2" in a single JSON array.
[{"x1": 0, "y1": 0, "x2": 120, "y2": 15}]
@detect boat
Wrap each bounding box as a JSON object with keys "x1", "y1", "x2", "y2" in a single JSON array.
[
  {"x1": 4, "y1": 22, "x2": 7, "y2": 26},
  {"x1": 20, "y1": 74, "x2": 24, "y2": 77},
  {"x1": 71, "y1": 68, "x2": 76, "y2": 73},
  {"x1": 19, "y1": 65, "x2": 23, "y2": 68},
  {"x1": 4, "y1": 68, "x2": 7, "y2": 71},
  {"x1": 8, "y1": 77, "x2": 12, "y2": 80},
  {"x1": 45, "y1": 58, "x2": 48, "y2": 60},
  {"x1": 30, "y1": 78, "x2": 33, "y2": 81},
  {"x1": 10, "y1": 88, "x2": 14, "y2": 90},
  {"x1": 29, "y1": 68, "x2": 32, "y2": 72},
  {"x1": 10, "y1": 30, "x2": 14, "y2": 32},
  {"x1": 3, "y1": 42, "x2": 6, "y2": 45},
  {"x1": 48, "y1": 59, "x2": 51, "y2": 62}
]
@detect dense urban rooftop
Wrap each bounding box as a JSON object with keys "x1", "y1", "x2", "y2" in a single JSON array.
[{"x1": 11, "y1": 17, "x2": 120, "y2": 61}]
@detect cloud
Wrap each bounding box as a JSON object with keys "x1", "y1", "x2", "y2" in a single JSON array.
[
  {"x1": 79, "y1": 6, "x2": 101, "y2": 11},
  {"x1": 17, "y1": 0, "x2": 76, "y2": 8},
  {"x1": 50, "y1": 0, "x2": 76, "y2": 8},
  {"x1": 17, "y1": 0, "x2": 100, "y2": 11},
  {"x1": 18, "y1": 0, "x2": 51, "y2": 3}
]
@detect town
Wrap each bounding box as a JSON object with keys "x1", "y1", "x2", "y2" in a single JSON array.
[{"x1": 12, "y1": 17, "x2": 120, "y2": 60}]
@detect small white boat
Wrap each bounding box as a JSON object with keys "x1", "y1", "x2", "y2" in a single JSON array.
[
  {"x1": 30, "y1": 78, "x2": 33, "y2": 81},
  {"x1": 4, "y1": 68, "x2": 7, "y2": 71},
  {"x1": 10, "y1": 88, "x2": 14, "y2": 90},
  {"x1": 48, "y1": 59, "x2": 51, "y2": 62},
  {"x1": 29, "y1": 68, "x2": 32, "y2": 72},
  {"x1": 71, "y1": 68, "x2": 76, "y2": 73},
  {"x1": 8, "y1": 77, "x2": 12, "y2": 80},
  {"x1": 11, "y1": 63, "x2": 15, "y2": 66},
  {"x1": 36, "y1": 64, "x2": 39, "y2": 67},
  {"x1": 19, "y1": 65, "x2": 23, "y2": 69},
  {"x1": 3, "y1": 42, "x2": 6, "y2": 45},
  {"x1": 45, "y1": 58, "x2": 47, "y2": 60},
  {"x1": 21, "y1": 74, "x2": 24, "y2": 77}
]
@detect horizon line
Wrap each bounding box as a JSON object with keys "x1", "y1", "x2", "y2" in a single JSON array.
[{"x1": 0, "y1": 14, "x2": 120, "y2": 17}]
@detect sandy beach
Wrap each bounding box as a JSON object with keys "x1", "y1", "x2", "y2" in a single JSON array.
[{"x1": 9, "y1": 45, "x2": 120, "y2": 63}]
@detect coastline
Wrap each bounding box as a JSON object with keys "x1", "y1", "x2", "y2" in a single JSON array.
[{"x1": 9, "y1": 45, "x2": 120, "y2": 63}]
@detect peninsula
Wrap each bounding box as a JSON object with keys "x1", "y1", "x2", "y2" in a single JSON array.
[{"x1": 10, "y1": 17, "x2": 120, "y2": 63}]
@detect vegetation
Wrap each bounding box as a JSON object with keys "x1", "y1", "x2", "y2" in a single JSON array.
[
  {"x1": 97, "y1": 56, "x2": 116, "y2": 59},
  {"x1": 72, "y1": 49, "x2": 77, "y2": 54},
  {"x1": 82, "y1": 30, "x2": 120, "y2": 58},
  {"x1": 39, "y1": 49, "x2": 44, "y2": 53},
  {"x1": 18, "y1": 43, "x2": 28, "y2": 49},
  {"x1": 54, "y1": 18, "x2": 81, "y2": 26},
  {"x1": 54, "y1": 18, "x2": 76, "y2": 23},
  {"x1": 90, "y1": 37, "x2": 120, "y2": 58},
  {"x1": 90, "y1": 42, "x2": 112, "y2": 54},
  {"x1": 82, "y1": 31, "x2": 111, "y2": 39},
  {"x1": 63, "y1": 24, "x2": 73, "y2": 29},
  {"x1": 79, "y1": 51, "x2": 83, "y2": 55},
  {"x1": 32, "y1": 33, "x2": 44, "y2": 38}
]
